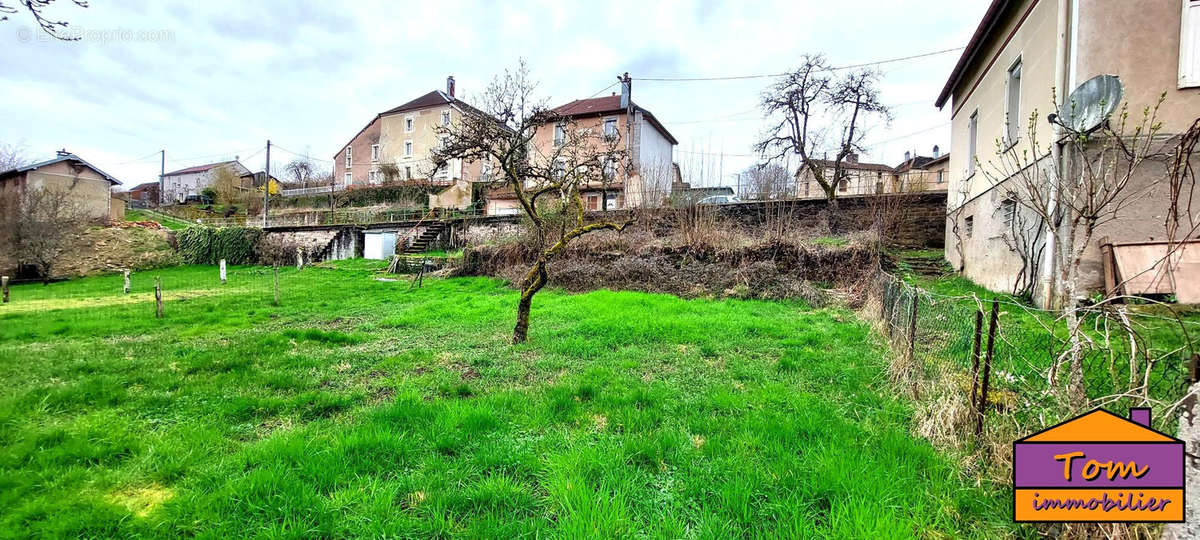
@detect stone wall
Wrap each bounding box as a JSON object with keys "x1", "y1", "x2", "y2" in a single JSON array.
[{"x1": 457, "y1": 192, "x2": 947, "y2": 249}]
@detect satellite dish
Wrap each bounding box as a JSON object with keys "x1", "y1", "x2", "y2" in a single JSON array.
[{"x1": 1049, "y1": 74, "x2": 1123, "y2": 133}]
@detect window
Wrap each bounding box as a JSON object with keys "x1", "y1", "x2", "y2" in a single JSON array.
[
  {"x1": 587, "y1": 194, "x2": 600, "y2": 211},
  {"x1": 1001, "y1": 198, "x2": 1017, "y2": 226},
  {"x1": 371, "y1": 144, "x2": 380, "y2": 162},
  {"x1": 343, "y1": 172, "x2": 352, "y2": 185},
  {"x1": 875, "y1": 181, "x2": 884, "y2": 194},
  {"x1": 603, "y1": 117, "x2": 618, "y2": 140},
  {"x1": 404, "y1": 140, "x2": 413, "y2": 157},
  {"x1": 937, "y1": 170, "x2": 945, "y2": 184},
  {"x1": 605, "y1": 192, "x2": 619, "y2": 210},
  {"x1": 440, "y1": 137, "x2": 450, "y2": 150},
  {"x1": 345, "y1": 147, "x2": 352, "y2": 167},
  {"x1": 405, "y1": 116, "x2": 414, "y2": 132},
  {"x1": 967, "y1": 110, "x2": 979, "y2": 176},
  {"x1": 368, "y1": 170, "x2": 380, "y2": 184},
  {"x1": 404, "y1": 166, "x2": 412, "y2": 180},
  {"x1": 1005, "y1": 58, "x2": 1022, "y2": 145},
  {"x1": 602, "y1": 158, "x2": 617, "y2": 181},
  {"x1": 554, "y1": 123, "x2": 566, "y2": 147},
  {"x1": 964, "y1": 215, "x2": 974, "y2": 238},
  {"x1": 838, "y1": 178, "x2": 848, "y2": 192},
  {"x1": 1181, "y1": 0, "x2": 1200, "y2": 88},
  {"x1": 442, "y1": 110, "x2": 451, "y2": 126},
  {"x1": 552, "y1": 159, "x2": 566, "y2": 179}
]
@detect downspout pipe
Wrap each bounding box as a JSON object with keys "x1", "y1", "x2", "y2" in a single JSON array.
[{"x1": 1042, "y1": 0, "x2": 1073, "y2": 308}]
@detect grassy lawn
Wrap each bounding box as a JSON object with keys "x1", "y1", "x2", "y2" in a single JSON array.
[
  {"x1": 0, "y1": 264, "x2": 1013, "y2": 538},
  {"x1": 125, "y1": 209, "x2": 192, "y2": 231}
]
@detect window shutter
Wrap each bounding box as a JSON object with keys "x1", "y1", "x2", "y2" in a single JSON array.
[{"x1": 1182, "y1": 0, "x2": 1200, "y2": 88}]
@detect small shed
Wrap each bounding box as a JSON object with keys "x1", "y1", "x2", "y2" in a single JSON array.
[{"x1": 364, "y1": 231, "x2": 397, "y2": 260}]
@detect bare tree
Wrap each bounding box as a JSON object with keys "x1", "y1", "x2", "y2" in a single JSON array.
[
  {"x1": 284, "y1": 158, "x2": 316, "y2": 188},
  {"x1": 431, "y1": 62, "x2": 632, "y2": 344},
  {"x1": 0, "y1": 186, "x2": 87, "y2": 282},
  {"x1": 0, "y1": 142, "x2": 31, "y2": 173},
  {"x1": 982, "y1": 92, "x2": 1167, "y2": 405},
  {"x1": 756, "y1": 55, "x2": 890, "y2": 231},
  {"x1": 739, "y1": 163, "x2": 792, "y2": 201},
  {"x1": 0, "y1": 0, "x2": 87, "y2": 40}
]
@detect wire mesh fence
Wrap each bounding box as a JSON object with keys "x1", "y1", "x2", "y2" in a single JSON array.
[{"x1": 866, "y1": 269, "x2": 1197, "y2": 436}]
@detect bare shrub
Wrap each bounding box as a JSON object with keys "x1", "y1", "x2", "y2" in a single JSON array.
[{"x1": 0, "y1": 186, "x2": 89, "y2": 281}]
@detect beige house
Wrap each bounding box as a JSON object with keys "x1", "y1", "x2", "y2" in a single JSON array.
[
  {"x1": 486, "y1": 87, "x2": 679, "y2": 215},
  {"x1": 0, "y1": 150, "x2": 123, "y2": 221},
  {"x1": 794, "y1": 149, "x2": 949, "y2": 200},
  {"x1": 937, "y1": 0, "x2": 1200, "y2": 304},
  {"x1": 333, "y1": 77, "x2": 488, "y2": 211}
]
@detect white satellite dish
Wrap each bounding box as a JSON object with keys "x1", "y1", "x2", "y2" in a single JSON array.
[{"x1": 1049, "y1": 74, "x2": 1123, "y2": 133}]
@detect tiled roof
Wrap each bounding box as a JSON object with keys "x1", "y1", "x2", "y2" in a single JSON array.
[
  {"x1": 381, "y1": 90, "x2": 454, "y2": 116},
  {"x1": 804, "y1": 159, "x2": 895, "y2": 173},
  {"x1": 0, "y1": 152, "x2": 122, "y2": 185},
  {"x1": 550, "y1": 96, "x2": 679, "y2": 145},
  {"x1": 163, "y1": 160, "x2": 238, "y2": 176}
]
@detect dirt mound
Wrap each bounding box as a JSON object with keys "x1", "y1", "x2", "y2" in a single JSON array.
[
  {"x1": 459, "y1": 240, "x2": 879, "y2": 303},
  {"x1": 53, "y1": 224, "x2": 181, "y2": 277}
]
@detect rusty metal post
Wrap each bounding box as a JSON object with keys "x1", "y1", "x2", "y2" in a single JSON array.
[
  {"x1": 976, "y1": 299, "x2": 999, "y2": 439},
  {"x1": 969, "y1": 309, "x2": 984, "y2": 409}
]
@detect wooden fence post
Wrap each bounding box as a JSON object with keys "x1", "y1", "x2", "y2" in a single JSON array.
[
  {"x1": 273, "y1": 265, "x2": 280, "y2": 306},
  {"x1": 154, "y1": 277, "x2": 164, "y2": 319},
  {"x1": 976, "y1": 299, "x2": 999, "y2": 439},
  {"x1": 296, "y1": 247, "x2": 304, "y2": 270},
  {"x1": 219, "y1": 259, "x2": 227, "y2": 284},
  {"x1": 969, "y1": 309, "x2": 984, "y2": 409},
  {"x1": 123, "y1": 270, "x2": 131, "y2": 294},
  {"x1": 1, "y1": 276, "x2": 8, "y2": 304}
]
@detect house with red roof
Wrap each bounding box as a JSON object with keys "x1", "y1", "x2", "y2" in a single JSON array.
[
  {"x1": 487, "y1": 85, "x2": 678, "y2": 215},
  {"x1": 332, "y1": 77, "x2": 492, "y2": 210},
  {"x1": 161, "y1": 160, "x2": 250, "y2": 204}
]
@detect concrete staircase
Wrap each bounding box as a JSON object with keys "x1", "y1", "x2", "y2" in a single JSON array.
[
  {"x1": 402, "y1": 222, "x2": 447, "y2": 254},
  {"x1": 896, "y1": 253, "x2": 953, "y2": 277}
]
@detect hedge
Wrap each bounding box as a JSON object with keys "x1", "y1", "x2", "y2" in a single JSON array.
[{"x1": 176, "y1": 227, "x2": 264, "y2": 265}]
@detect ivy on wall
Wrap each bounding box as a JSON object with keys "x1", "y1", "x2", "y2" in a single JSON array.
[{"x1": 176, "y1": 227, "x2": 264, "y2": 265}]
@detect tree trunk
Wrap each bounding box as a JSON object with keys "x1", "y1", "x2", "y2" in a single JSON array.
[
  {"x1": 826, "y1": 195, "x2": 841, "y2": 233},
  {"x1": 512, "y1": 258, "x2": 548, "y2": 344}
]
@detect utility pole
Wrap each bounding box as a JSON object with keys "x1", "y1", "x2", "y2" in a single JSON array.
[
  {"x1": 158, "y1": 150, "x2": 165, "y2": 206},
  {"x1": 263, "y1": 140, "x2": 271, "y2": 227}
]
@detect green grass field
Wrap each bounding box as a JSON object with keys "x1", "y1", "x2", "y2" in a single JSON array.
[
  {"x1": 0, "y1": 263, "x2": 1015, "y2": 538},
  {"x1": 125, "y1": 208, "x2": 192, "y2": 231}
]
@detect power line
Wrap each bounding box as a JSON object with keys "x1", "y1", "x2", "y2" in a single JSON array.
[
  {"x1": 270, "y1": 143, "x2": 334, "y2": 164},
  {"x1": 633, "y1": 47, "x2": 964, "y2": 82}
]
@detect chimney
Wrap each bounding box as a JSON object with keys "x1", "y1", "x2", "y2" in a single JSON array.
[
  {"x1": 57, "y1": 148, "x2": 71, "y2": 157},
  {"x1": 904, "y1": 151, "x2": 911, "y2": 162},
  {"x1": 846, "y1": 153, "x2": 859, "y2": 164},
  {"x1": 1130, "y1": 408, "x2": 1151, "y2": 427},
  {"x1": 446, "y1": 76, "x2": 456, "y2": 98},
  {"x1": 619, "y1": 72, "x2": 631, "y2": 110},
  {"x1": 933, "y1": 145, "x2": 941, "y2": 158}
]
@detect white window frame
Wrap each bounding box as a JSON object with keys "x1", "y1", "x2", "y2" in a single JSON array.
[
  {"x1": 343, "y1": 172, "x2": 352, "y2": 185},
  {"x1": 441, "y1": 109, "x2": 451, "y2": 126},
  {"x1": 345, "y1": 147, "x2": 352, "y2": 167},
  {"x1": 554, "y1": 123, "x2": 566, "y2": 147},
  {"x1": 603, "y1": 117, "x2": 618, "y2": 140},
  {"x1": 371, "y1": 144, "x2": 380, "y2": 163},
  {"x1": 967, "y1": 109, "x2": 979, "y2": 177},
  {"x1": 1181, "y1": 0, "x2": 1200, "y2": 88},
  {"x1": 405, "y1": 116, "x2": 414, "y2": 133},
  {"x1": 404, "y1": 140, "x2": 413, "y2": 157},
  {"x1": 1004, "y1": 57, "x2": 1022, "y2": 146}
]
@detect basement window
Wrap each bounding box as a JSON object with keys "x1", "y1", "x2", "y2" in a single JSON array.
[
  {"x1": 1001, "y1": 198, "x2": 1017, "y2": 225},
  {"x1": 964, "y1": 215, "x2": 974, "y2": 238}
]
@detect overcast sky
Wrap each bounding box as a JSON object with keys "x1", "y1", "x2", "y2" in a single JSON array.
[{"x1": 0, "y1": 0, "x2": 989, "y2": 189}]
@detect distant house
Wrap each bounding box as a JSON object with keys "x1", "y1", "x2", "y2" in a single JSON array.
[
  {"x1": 0, "y1": 149, "x2": 123, "y2": 220},
  {"x1": 238, "y1": 171, "x2": 281, "y2": 195},
  {"x1": 161, "y1": 160, "x2": 250, "y2": 203},
  {"x1": 333, "y1": 77, "x2": 492, "y2": 211},
  {"x1": 794, "y1": 149, "x2": 949, "y2": 200},
  {"x1": 936, "y1": 0, "x2": 1200, "y2": 305},
  {"x1": 123, "y1": 182, "x2": 160, "y2": 208}
]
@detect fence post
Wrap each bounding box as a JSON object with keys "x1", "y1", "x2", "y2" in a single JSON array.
[
  {"x1": 976, "y1": 299, "x2": 999, "y2": 439},
  {"x1": 1, "y1": 276, "x2": 8, "y2": 304},
  {"x1": 123, "y1": 270, "x2": 131, "y2": 294},
  {"x1": 219, "y1": 259, "x2": 227, "y2": 284},
  {"x1": 969, "y1": 309, "x2": 984, "y2": 410},
  {"x1": 907, "y1": 291, "x2": 919, "y2": 361},
  {"x1": 273, "y1": 265, "x2": 280, "y2": 306},
  {"x1": 296, "y1": 247, "x2": 304, "y2": 270},
  {"x1": 154, "y1": 277, "x2": 164, "y2": 319}
]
